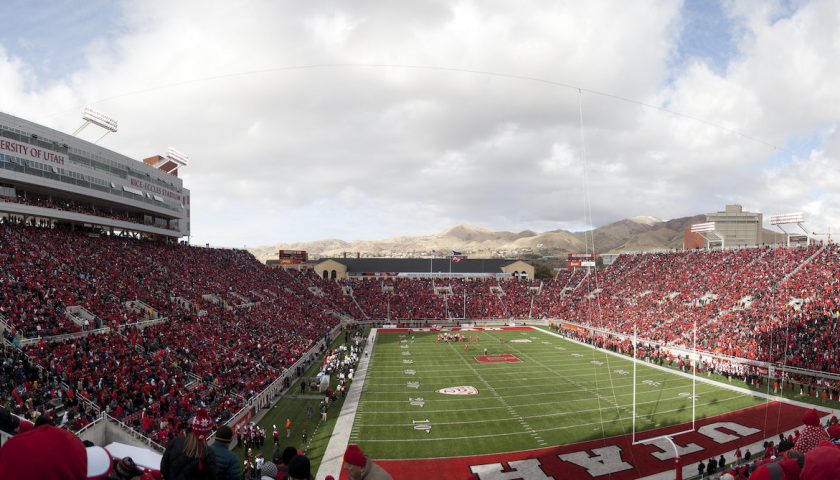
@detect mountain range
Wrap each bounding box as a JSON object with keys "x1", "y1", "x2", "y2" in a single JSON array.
[{"x1": 249, "y1": 213, "x2": 787, "y2": 263}]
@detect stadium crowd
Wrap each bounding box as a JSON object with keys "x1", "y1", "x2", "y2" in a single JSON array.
[{"x1": 1, "y1": 218, "x2": 839, "y2": 478}]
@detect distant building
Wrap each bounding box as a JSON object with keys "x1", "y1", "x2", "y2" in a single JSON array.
[
  {"x1": 313, "y1": 257, "x2": 534, "y2": 281},
  {"x1": 705, "y1": 204, "x2": 763, "y2": 247}
]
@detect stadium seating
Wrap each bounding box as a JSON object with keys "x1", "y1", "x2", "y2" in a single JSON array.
[
  {"x1": 0, "y1": 222, "x2": 340, "y2": 443},
  {"x1": 1, "y1": 218, "x2": 838, "y2": 447}
]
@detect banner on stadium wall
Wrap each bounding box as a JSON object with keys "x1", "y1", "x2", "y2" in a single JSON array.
[
  {"x1": 232, "y1": 408, "x2": 254, "y2": 433},
  {"x1": 0, "y1": 137, "x2": 67, "y2": 166}
]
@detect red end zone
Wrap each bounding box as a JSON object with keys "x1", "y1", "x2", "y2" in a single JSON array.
[
  {"x1": 475, "y1": 353, "x2": 521, "y2": 363},
  {"x1": 345, "y1": 402, "x2": 825, "y2": 480}
]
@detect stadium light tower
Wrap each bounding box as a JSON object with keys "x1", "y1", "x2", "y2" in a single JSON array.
[
  {"x1": 72, "y1": 106, "x2": 119, "y2": 143},
  {"x1": 769, "y1": 212, "x2": 811, "y2": 247},
  {"x1": 144, "y1": 147, "x2": 190, "y2": 176},
  {"x1": 690, "y1": 222, "x2": 724, "y2": 250}
]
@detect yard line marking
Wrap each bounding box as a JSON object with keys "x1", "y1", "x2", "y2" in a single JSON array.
[
  {"x1": 357, "y1": 393, "x2": 750, "y2": 442},
  {"x1": 353, "y1": 391, "x2": 747, "y2": 427},
  {"x1": 445, "y1": 340, "x2": 548, "y2": 447}
]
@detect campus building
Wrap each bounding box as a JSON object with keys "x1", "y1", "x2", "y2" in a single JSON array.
[{"x1": 705, "y1": 204, "x2": 763, "y2": 247}]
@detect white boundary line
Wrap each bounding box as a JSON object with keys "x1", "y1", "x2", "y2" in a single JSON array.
[{"x1": 316, "y1": 328, "x2": 378, "y2": 480}]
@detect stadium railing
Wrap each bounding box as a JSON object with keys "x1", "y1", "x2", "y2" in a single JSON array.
[
  {"x1": 17, "y1": 326, "x2": 112, "y2": 347},
  {"x1": 76, "y1": 412, "x2": 165, "y2": 452},
  {"x1": 116, "y1": 317, "x2": 168, "y2": 332}
]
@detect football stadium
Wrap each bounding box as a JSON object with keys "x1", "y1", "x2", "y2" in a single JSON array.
[
  {"x1": 0, "y1": 104, "x2": 838, "y2": 479},
  {"x1": 2, "y1": 3, "x2": 840, "y2": 480}
]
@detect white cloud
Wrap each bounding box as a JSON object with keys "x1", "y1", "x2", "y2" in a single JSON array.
[{"x1": 0, "y1": 0, "x2": 838, "y2": 247}]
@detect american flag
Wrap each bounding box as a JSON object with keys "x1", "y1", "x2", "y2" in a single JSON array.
[{"x1": 451, "y1": 251, "x2": 463, "y2": 263}]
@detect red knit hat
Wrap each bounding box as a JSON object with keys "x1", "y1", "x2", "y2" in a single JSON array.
[
  {"x1": 0, "y1": 425, "x2": 87, "y2": 479},
  {"x1": 343, "y1": 444, "x2": 366, "y2": 467},
  {"x1": 750, "y1": 462, "x2": 786, "y2": 480},
  {"x1": 827, "y1": 424, "x2": 840, "y2": 440},
  {"x1": 191, "y1": 409, "x2": 213, "y2": 441},
  {"x1": 17, "y1": 419, "x2": 34, "y2": 433},
  {"x1": 801, "y1": 443, "x2": 840, "y2": 480},
  {"x1": 802, "y1": 408, "x2": 821, "y2": 427}
]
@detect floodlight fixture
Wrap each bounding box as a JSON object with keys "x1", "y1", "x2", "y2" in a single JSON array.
[
  {"x1": 690, "y1": 222, "x2": 715, "y2": 233},
  {"x1": 691, "y1": 222, "x2": 724, "y2": 249},
  {"x1": 769, "y1": 212, "x2": 811, "y2": 246},
  {"x1": 72, "y1": 106, "x2": 119, "y2": 143},
  {"x1": 769, "y1": 212, "x2": 804, "y2": 226},
  {"x1": 166, "y1": 147, "x2": 190, "y2": 167},
  {"x1": 82, "y1": 107, "x2": 118, "y2": 133}
]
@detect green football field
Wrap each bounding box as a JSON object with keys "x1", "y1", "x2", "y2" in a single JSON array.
[{"x1": 350, "y1": 327, "x2": 763, "y2": 460}]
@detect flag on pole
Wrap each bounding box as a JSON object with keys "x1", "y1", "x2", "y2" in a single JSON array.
[{"x1": 451, "y1": 251, "x2": 463, "y2": 263}]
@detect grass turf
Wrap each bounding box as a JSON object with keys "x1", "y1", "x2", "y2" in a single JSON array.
[
  {"x1": 235, "y1": 329, "x2": 363, "y2": 473},
  {"x1": 351, "y1": 327, "x2": 764, "y2": 460}
]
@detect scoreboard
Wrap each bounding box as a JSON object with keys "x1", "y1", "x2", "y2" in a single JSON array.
[
  {"x1": 567, "y1": 253, "x2": 596, "y2": 268},
  {"x1": 279, "y1": 250, "x2": 308, "y2": 264}
]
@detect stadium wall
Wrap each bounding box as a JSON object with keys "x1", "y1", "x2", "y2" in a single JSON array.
[{"x1": 0, "y1": 111, "x2": 190, "y2": 238}]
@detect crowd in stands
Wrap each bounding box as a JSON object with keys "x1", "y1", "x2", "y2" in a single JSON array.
[
  {"x1": 1, "y1": 191, "x2": 179, "y2": 231},
  {"x1": 1, "y1": 216, "x2": 839, "y2": 475},
  {"x1": 341, "y1": 243, "x2": 839, "y2": 381},
  {"x1": 0, "y1": 221, "x2": 340, "y2": 446}
]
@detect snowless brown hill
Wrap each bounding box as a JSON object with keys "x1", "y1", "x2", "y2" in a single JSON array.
[{"x1": 250, "y1": 214, "x2": 767, "y2": 263}]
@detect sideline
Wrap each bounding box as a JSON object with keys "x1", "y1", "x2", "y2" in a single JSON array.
[{"x1": 316, "y1": 328, "x2": 378, "y2": 480}]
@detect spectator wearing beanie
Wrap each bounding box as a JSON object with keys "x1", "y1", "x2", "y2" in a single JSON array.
[
  {"x1": 0, "y1": 424, "x2": 87, "y2": 479},
  {"x1": 114, "y1": 456, "x2": 144, "y2": 480},
  {"x1": 342, "y1": 444, "x2": 393, "y2": 480},
  {"x1": 827, "y1": 423, "x2": 840, "y2": 445},
  {"x1": 210, "y1": 425, "x2": 241, "y2": 480},
  {"x1": 794, "y1": 409, "x2": 829, "y2": 454},
  {"x1": 260, "y1": 462, "x2": 278, "y2": 480},
  {"x1": 276, "y1": 446, "x2": 299, "y2": 479},
  {"x1": 801, "y1": 443, "x2": 840, "y2": 480},
  {"x1": 160, "y1": 408, "x2": 218, "y2": 480},
  {"x1": 288, "y1": 454, "x2": 314, "y2": 480}
]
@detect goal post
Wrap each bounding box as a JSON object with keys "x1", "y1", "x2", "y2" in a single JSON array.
[{"x1": 630, "y1": 318, "x2": 698, "y2": 479}]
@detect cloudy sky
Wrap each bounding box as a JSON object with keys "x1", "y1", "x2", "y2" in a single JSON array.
[{"x1": 1, "y1": 0, "x2": 838, "y2": 247}]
